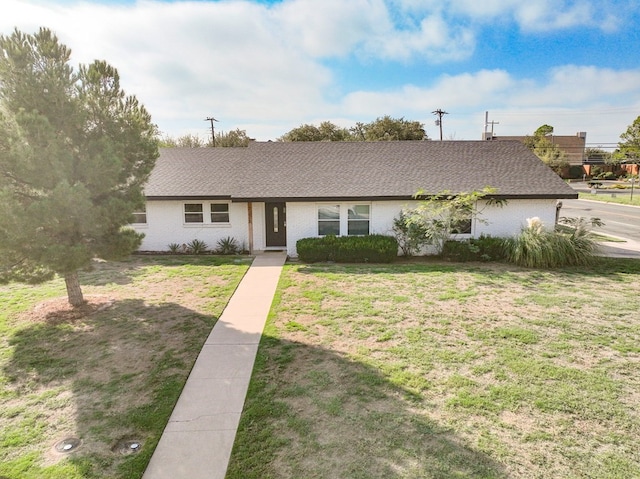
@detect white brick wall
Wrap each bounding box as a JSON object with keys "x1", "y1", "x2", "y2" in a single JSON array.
[
  {"x1": 133, "y1": 200, "x2": 249, "y2": 252},
  {"x1": 476, "y1": 198, "x2": 558, "y2": 238},
  {"x1": 134, "y1": 198, "x2": 560, "y2": 256},
  {"x1": 283, "y1": 199, "x2": 559, "y2": 256}
]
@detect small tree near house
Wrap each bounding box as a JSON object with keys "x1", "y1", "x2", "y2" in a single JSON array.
[
  {"x1": 0, "y1": 28, "x2": 159, "y2": 306},
  {"x1": 394, "y1": 187, "x2": 506, "y2": 255}
]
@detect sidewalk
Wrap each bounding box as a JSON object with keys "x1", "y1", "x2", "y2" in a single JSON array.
[
  {"x1": 142, "y1": 251, "x2": 287, "y2": 479},
  {"x1": 598, "y1": 238, "x2": 640, "y2": 258}
]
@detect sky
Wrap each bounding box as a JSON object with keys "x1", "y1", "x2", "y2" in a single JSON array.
[{"x1": 3, "y1": 0, "x2": 640, "y2": 148}]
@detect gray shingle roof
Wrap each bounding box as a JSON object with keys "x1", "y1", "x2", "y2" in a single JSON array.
[{"x1": 144, "y1": 140, "x2": 577, "y2": 200}]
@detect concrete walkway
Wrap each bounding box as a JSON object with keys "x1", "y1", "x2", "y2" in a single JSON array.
[
  {"x1": 598, "y1": 238, "x2": 640, "y2": 258},
  {"x1": 142, "y1": 251, "x2": 287, "y2": 479}
]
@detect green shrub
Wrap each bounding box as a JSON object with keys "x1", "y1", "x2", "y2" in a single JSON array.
[
  {"x1": 503, "y1": 218, "x2": 598, "y2": 268},
  {"x1": 168, "y1": 242, "x2": 182, "y2": 254},
  {"x1": 216, "y1": 236, "x2": 240, "y2": 255},
  {"x1": 566, "y1": 165, "x2": 586, "y2": 179},
  {"x1": 442, "y1": 235, "x2": 507, "y2": 262},
  {"x1": 392, "y1": 211, "x2": 428, "y2": 256},
  {"x1": 296, "y1": 235, "x2": 398, "y2": 263},
  {"x1": 186, "y1": 239, "x2": 209, "y2": 255}
]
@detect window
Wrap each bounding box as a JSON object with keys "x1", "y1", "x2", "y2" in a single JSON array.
[
  {"x1": 317, "y1": 204, "x2": 371, "y2": 236},
  {"x1": 348, "y1": 205, "x2": 370, "y2": 235},
  {"x1": 318, "y1": 205, "x2": 340, "y2": 236},
  {"x1": 450, "y1": 206, "x2": 472, "y2": 234},
  {"x1": 184, "y1": 203, "x2": 204, "y2": 223},
  {"x1": 451, "y1": 218, "x2": 472, "y2": 234},
  {"x1": 210, "y1": 203, "x2": 230, "y2": 223},
  {"x1": 132, "y1": 205, "x2": 146, "y2": 224}
]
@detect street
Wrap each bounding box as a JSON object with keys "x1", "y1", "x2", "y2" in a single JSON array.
[{"x1": 559, "y1": 199, "x2": 640, "y2": 242}]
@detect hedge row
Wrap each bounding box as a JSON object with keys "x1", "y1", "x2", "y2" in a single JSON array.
[
  {"x1": 441, "y1": 235, "x2": 507, "y2": 262},
  {"x1": 296, "y1": 235, "x2": 398, "y2": 263}
]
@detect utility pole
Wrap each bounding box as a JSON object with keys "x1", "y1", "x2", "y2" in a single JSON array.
[
  {"x1": 432, "y1": 109, "x2": 448, "y2": 141},
  {"x1": 483, "y1": 111, "x2": 499, "y2": 140},
  {"x1": 205, "y1": 117, "x2": 218, "y2": 147}
]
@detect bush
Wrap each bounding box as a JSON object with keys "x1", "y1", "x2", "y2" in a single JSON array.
[
  {"x1": 503, "y1": 218, "x2": 598, "y2": 268},
  {"x1": 296, "y1": 235, "x2": 398, "y2": 263},
  {"x1": 567, "y1": 165, "x2": 585, "y2": 179},
  {"x1": 595, "y1": 171, "x2": 616, "y2": 180},
  {"x1": 392, "y1": 211, "x2": 428, "y2": 256},
  {"x1": 442, "y1": 235, "x2": 507, "y2": 262},
  {"x1": 215, "y1": 236, "x2": 240, "y2": 255},
  {"x1": 168, "y1": 243, "x2": 182, "y2": 254},
  {"x1": 186, "y1": 239, "x2": 209, "y2": 255}
]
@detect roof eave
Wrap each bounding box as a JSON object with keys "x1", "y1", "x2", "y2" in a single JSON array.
[
  {"x1": 145, "y1": 195, "x2": 232, "y2": 201},
  {"x1": 143, "y1": 192, "x2": 579, "y2": 202}
]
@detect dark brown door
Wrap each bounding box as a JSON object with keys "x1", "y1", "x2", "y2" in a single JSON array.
[{"x1": 265, "y1": 202, "x2": 286, "y2": 247}]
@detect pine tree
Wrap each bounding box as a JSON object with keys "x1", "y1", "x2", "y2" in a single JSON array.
[{"x1": 0, "y1": 28, "x2": 159, "y2": 306}]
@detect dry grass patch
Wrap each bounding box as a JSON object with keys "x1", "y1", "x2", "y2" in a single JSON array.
[
  {"x1": 229, "y1": 259, "x2": 640, "y2": 479},
  {"x1": 0, "y1": 255, "x2": 251, "y2": 479}
]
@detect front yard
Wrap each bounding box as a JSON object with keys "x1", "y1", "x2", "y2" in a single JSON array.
[
  {"x1": 228, "y1": 259, "x2": 640, "y2": 478},
  {"x1": 2, "y1": 255, "x2": 640, "y2": 478},
  {"x1": 0, "y1": 255, "x2": 251, "y2": 479}
]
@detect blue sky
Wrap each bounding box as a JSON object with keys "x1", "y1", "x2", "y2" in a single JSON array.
[{"x1": 3, "y1": 0, "x2": 640, "y2": 147}]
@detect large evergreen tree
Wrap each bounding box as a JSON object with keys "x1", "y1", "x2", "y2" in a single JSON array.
[{"x1": 0, "y1": 28, "x2": 158, "y2": 306}]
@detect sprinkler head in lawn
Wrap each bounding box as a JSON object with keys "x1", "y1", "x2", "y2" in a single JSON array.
[
  {"x1": 54, "y1": 437, "x2": 81, "y2": 453},
  {"x1": 112, "y1": 437, "x2": 143, "y2": 455}
]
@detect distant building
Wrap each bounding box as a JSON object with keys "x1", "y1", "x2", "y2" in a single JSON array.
[{"x1": 482, "y1": 131, "x2": 587, "y2": 166}]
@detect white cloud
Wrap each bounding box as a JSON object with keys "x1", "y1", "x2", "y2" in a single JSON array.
[
  {"x1": 274, "y1": 0, "x2": 475, "y2": 62},
  {"x1": 274, "y1": 0, "x2": 391, "y2": 57},
  {"x1": 393, "y1": 0, "x2": 624, "y2": 32},
  {"x1": 370, "y1": 13, "x2": 475, "y2": 62},
  {"x1": 2, "y1": 0, "x2": 335, "y2": 135},
  {"x1": 1, "y1": 0, "x2": 638, "y2": 143}
]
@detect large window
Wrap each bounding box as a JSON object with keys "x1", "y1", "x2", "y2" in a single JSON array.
[
  {"x1": 210, "y1": 203, "x2": 230, "y2": 223},
  {"x1": 348, "y1": 205, "x2": 370, "y2": 235},
  {"x1": 318, "y1": 204, "x2": 371, "y2": 236},
  {"x1": 184, "y1": 203, "x2": 204, "y2": 223},
  {"x1": 318, "y1": 205, "x2": 340, "y2": 236}
]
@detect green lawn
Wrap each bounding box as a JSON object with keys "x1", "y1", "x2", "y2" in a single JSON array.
[
  {"x1": 579, "y1": 191, "x2": 640, "y2": 206},
  {"x1": 0, "y1": 255, "x2": 251, "y2": 479},
  {"x1": 228, "y1": 258, "x2": 640, "y2": 479},
  {"x1": 4, "y1": 255, "x2": 640, "y2": 478}
]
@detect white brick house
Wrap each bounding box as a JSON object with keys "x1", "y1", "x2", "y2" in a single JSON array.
[{"x1": 131, "y1": 141, "x2": 577, "y2": 257}]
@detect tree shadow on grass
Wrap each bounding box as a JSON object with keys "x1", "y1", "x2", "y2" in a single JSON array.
[
  {"x1": 228, "y1": 333, "x2": 508, "y2": 479},
  {"x1": 78, "y1": 254, "x2": 241, "y2": 287},
  {"x1": 2, "y1": 298, "x2": 217, "y2": 479}
]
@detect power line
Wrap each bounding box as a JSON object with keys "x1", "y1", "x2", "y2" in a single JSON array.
[{"x1": 490, "y1": 106, "x2": 639, "y2": 116}]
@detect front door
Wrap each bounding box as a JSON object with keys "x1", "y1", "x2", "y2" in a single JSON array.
[{"x1": 265, "y1": 202, "x2": 286, "y2": 247}]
